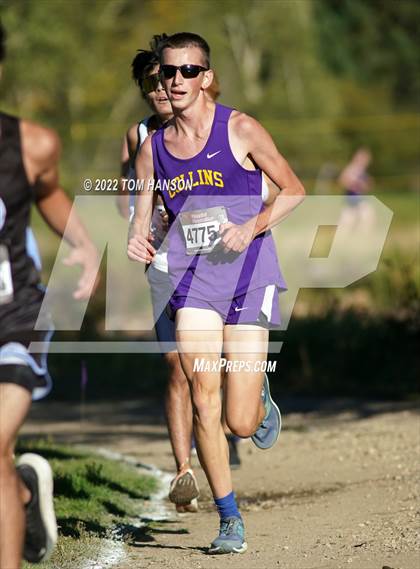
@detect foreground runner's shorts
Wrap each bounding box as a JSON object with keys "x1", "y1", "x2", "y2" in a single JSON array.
[
  {"x1": 0, "y1": 329, "x2": 53, "y2": 400},
  {"x1": 146, "y1": 264, "x2": 177, "y2": 351},
  {"x1": 169, "y1": 285, "x2": 281, "y2": 328}
]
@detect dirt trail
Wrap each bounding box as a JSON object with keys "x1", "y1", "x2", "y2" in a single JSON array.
[{"x1": 23, "y1": 400, "x2": 419, "y2": 569}]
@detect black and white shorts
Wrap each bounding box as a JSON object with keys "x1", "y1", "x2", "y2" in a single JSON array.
[{"x1": 0, "y1": 328, "x2": 53, "y2": 400}]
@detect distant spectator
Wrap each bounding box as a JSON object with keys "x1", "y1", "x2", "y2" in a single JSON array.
[{"x1": 338, "y1": 148, "x2": 375, "y2": 230}]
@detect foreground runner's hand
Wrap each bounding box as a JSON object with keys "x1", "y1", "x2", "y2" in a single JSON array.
[
  {"x1": 219, "y1": 221, "x2": 254, "y2": 253},
  {"x1": 127, "y1": 230, "x2": 156, "y2": 264},
  {"x1": 63, "y1": 243, "x2": 100, "y2": 300}
]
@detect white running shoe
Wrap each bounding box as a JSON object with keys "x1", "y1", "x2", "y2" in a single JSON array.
[{"x1": 16, "y1": 453, "x2": 58, "y2": 563}]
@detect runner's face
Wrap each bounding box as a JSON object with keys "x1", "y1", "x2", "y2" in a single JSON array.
[
  {"x1": 160, "y1": 47, "x2": 212, "y2": 111},
  {"x1": 144, "y1": 64, "x2": 172, "y2": 120}
]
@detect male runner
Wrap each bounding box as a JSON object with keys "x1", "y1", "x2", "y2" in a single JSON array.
[
  {"x1": 119, "y1": 40, "x2": 266, "y2": 508},
  {"x1": 128, "y1": 32, "x2": 304, "y2": 553},
  {"x1": 0, "y1": 22, "x2": 99, "y2": 568},
  {"x1": 118, "y1": 37, "x2": 200, "y2": 512}
]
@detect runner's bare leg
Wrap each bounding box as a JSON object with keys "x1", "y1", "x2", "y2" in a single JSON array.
[
  {"x1": 165, "y1": 351, "x2": 193, "y2": 471},
  {"x1": 176, "y1": 308, "x2": 232, "y2": 498},
  {"x1": 223, "y1": 325, "x2": 268, "y2": 436},
  {"x1": 0, "y1": 384, "x2": 32, "y2": 569}
]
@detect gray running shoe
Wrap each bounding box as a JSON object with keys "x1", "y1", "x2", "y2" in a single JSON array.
[
  {"x1": 208, "y1": 516, "x2": 247, "y2": 554},
  {"x1": 251, "y1": 373, "x2": 281, "y2": 450}
]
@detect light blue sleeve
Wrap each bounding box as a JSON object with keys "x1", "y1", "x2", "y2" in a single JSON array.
[{"x1": 26, "y1": 228, "x2": 42, "y2": 271}]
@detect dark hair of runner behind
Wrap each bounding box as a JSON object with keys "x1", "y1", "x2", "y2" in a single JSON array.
[{"x1": 131, "y1": 34, "x2": 168, "y2": 97}]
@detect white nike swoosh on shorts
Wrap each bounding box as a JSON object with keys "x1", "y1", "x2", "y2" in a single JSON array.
[{"x1": 234, "y1": 307, "x2": 248, "y2": 312}]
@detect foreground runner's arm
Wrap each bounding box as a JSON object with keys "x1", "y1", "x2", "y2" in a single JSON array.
[
  {"x1": 22, "y1": 121, "x2": 99, "y2": 299},
  {"x1": 220, "y1": 113, "x2": 305, "y2": 253},
  {"x1": 127, "y1": 135, "x2": 156, "y2": 264}
]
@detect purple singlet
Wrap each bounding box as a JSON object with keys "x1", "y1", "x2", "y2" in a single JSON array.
[{"x1": 151, "y1": 103, "x2": 286, "y2": 304}]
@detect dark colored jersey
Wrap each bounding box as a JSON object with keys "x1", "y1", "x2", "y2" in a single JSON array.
[{"x1": 0, "y1": 112, "x2": 44, "y2": 332}]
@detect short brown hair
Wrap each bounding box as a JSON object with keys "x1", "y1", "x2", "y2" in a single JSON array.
[{"x1": 157, "y1": 32, "x2": 210, "y2": 69}]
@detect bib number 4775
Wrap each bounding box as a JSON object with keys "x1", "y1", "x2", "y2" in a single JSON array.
[{"x1": 186, "y1": 224, "x2": 217, "y2": 247}]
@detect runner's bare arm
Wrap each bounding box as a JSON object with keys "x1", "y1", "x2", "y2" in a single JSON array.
[
  {"x1": 127, "y1": 135, "x2": 156, "y2": 264},
  {"x1": 21, "y1": 121, "x2": 99, "y2": 299},
  {"x1": 116, "y1": 134, "x2": 130, "y2": 218},
  {"x1": 220, "y1": 114, "x2": 305, "y2": 252},
  {"x1": 117, "y1": 123, "x2": 140, "y2": 219}
]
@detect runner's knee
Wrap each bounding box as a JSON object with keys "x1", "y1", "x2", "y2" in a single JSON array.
[
  {"x1": 226, "y1": 413, "x2": 259, "y2": 438},
  {"x1": 165, "y1": 353, "x2": 189, "y2": 388}
]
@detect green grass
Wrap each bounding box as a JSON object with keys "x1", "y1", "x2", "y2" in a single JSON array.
[
  {"x1": 292, "y1": 192, "x2": 419, "y2": 316},
  {"x1": 16, "y1": 439, "x2": 157, "y2": 539},
  {"x1": 376, "y1": 191, "x2": 419, "y2": 228},
  {"x1": 271, "y1": 307, "x2": 419, "y2": 400},
  {"x1": 23, "y1": 533, "x2": 115, "y2": 569}
]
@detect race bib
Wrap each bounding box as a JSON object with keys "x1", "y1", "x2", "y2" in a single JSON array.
[
  {"x1": 0, "y1": 244, "x2": 14, "y2": 305},
  {"x1": 179, "y1": 206, "x2": 228, "y2": 255}
]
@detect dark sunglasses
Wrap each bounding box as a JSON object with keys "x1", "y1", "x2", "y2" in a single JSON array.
[
  {"x1": 160, "y1": 64, "x2": 209, "y2": 79},
  {"x1": 141, "y1": 73, "x2": 161, "y2": 94}
]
